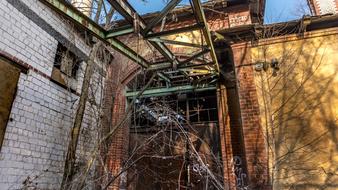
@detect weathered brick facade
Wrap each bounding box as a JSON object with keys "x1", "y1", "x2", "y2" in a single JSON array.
[
  {"x1": 0, "y1": 0, "x2": 269, "y2": 189},
  {"x1": 100, "y1": 54, "x2": 139, "y2": 189},
  {"x1": 232, "y1": 43, "x2": 269, "y2": 189},
  {"x1": 105, "y1": 4, "x2": 269, "y2": 190},
  {"x1": 0, "y1": 0, "x2": 104, "y2": 189}
]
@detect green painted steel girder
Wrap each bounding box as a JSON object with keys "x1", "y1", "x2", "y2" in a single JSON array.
[
  {"x1": 108, "y1": 0, "x2": 179, "y2": 66},
  {"x1": 125, "y1": 85, "x2": 216, "y2": 98},
  {"x1": 41, "y1": 0, "x2": 105, "y2": 38},
  {"x1": 147, "y1": 60, "x2": 213, "y2": 71},
  {"x1": 106, "y1": 26, "x2": 134, "y2": 38},
  {"x1": 149, "y1": 38, "x2": 206, "y2": 48},
  {"x1": 40, "y1": 0, "x2": 149, "y2": 68},
  {"x1": 42, "y1": 0, "x2": 220, "y2": 87},
  {"x1": 180, "y1": 49, "x2": 210, "y2": 65},
  {"x1": 147, "y1": 62, "x2": 172, "y2": 71},
  {"x1": 191, "y1": 0, "x2": 220, "y2": 73},
  {"x1": 157, "y1": 72, "x2": 171, "y2": 83},
  {"x1": 179, "y1": 62, "x2": 214, "y2": 69}
]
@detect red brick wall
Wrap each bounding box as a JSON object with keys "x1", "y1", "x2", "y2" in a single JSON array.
[
  {"x1": 106, "y1": 87, "x2": 129, "y2": 190},
  {"x1": 101, "y1": 57, "x2": 139, "y2": 189},
  {"x1": 232, "y1": 42, "x2": 269, "y2": 189},
  {"x1": 104, "y1": 5, "x2": 269, "y2": 190},
  {"x1": 217, "y1": 84, "x2": 236, "y2": 189},
  {"x1": 157, "y1": 5, "x2": 251, "y2": 32}
]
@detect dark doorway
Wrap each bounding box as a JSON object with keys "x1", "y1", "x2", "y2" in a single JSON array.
[{"x1": 127, "y1": 91, "x2": 224, "y2": 190}]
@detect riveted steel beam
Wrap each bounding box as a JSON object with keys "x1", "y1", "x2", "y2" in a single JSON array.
[{"x1": 125, "y1": 85, "x2": 216, "y2": 98}]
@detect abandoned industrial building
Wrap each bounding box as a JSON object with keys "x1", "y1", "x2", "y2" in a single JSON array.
[{"x1": 0, "y1": 0, "x2": 337, "y2": 189}]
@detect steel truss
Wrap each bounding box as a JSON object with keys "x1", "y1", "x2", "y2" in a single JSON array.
[{"x1": 40, "y1": 0, "x2": 219, "y2": 96}]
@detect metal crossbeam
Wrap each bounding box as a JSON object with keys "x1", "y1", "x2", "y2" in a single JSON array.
[
  {"x1": 106, "y1": 25, "x2": 134, "y2": 38},
  {"x1": 147, "y1": 62, "x2": 172, "y2": 71},
  {"x1": 108, "y1": 0, "x2": 179, "y2": 66},
  {"x1": 125, "y1": 85, "x2": 216, "y2": 98},
  {"x1": 180, "y1": 49, "x2": 210, "y2": 65},
  {"x1": 179, "y1": 62, "x2": 214, "y2": 69},
  {"x1": 191, "y1": 0, "x2": 220, "y2": 73},
  {"x1": 147, "y1": 59, "x2": 212, "y2": 71},
  {"x1": 145, "y1": 24, "x2": 203, "y2": 39},
  {"x1": 149, "y1": 38, "x2": 206, "y2": 48},
  {"x1": 40, "y1": 0, "x2": 149, "y2": 68},
  {"x1": 106, "y1": 38, "x2": 149, "y2": 68},
  {"x1": 157, "y1": 72, "x2": 171, "y2": 83},
  {"x1": 143, "y1": 0, "x2": 182, "y2": 35},
  {"x1": 41, "y1": 0, "x2": 220, "y2": 96},
  {"x1": 41, "y1": 0, "x2": 105, "y2": 38}
]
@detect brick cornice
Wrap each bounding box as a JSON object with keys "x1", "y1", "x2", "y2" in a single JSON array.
[{"x1": 253, "y1": 27, "x2": 338, "y2": 47}]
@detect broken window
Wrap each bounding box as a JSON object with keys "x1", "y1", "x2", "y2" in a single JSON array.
[
  {"x1": 53, "y1": 43, "x2": 80, "y2": 78},
  {"x1": 131, "y1": 90, "x2": 218, "y2": 129}
]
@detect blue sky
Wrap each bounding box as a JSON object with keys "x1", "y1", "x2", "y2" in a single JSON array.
[
  {"x1": 126, "y1": 0, "x2": 311, "y2": 24},
  {"x1": 264, "y1": 0, "x2": 311, "y2": 23},
  {"x1": 128, "y1": 0, "x2": 207, "y2": 15}
]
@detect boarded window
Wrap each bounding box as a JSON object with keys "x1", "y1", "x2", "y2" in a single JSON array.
[
  {"x1": 53, "y1": 43, "x2": 80, "y2": 78},
  {"x1": 51, "y1": 43, "x2": 81, "y2": 91},
  {"x1": 0, "y1": 57, "x2": 20, "y2": 151}
]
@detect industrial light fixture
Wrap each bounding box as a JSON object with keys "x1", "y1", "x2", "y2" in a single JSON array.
[
  {"x1": 254, "y1": 61, "x2": 269, "y2": 72},
  {"x1": 254, "y1": 59, "x2": 279, "y2": 77}
]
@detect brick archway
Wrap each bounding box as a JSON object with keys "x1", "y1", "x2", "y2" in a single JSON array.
[
  {"x1": 100, "y1": 52, "x2": 141, "y2": 189},
  {"x1": 100, "y1": 12, "x2": 270, "y2": 190}
]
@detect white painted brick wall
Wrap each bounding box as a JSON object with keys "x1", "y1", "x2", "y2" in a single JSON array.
[{"x1": 0, "y1": 0, "x2": 105, "y2": 189}]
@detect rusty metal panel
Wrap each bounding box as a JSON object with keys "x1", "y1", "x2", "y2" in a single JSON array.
[{"x1": 0, "y1": 58, "x2": 20, "y2": 151}]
